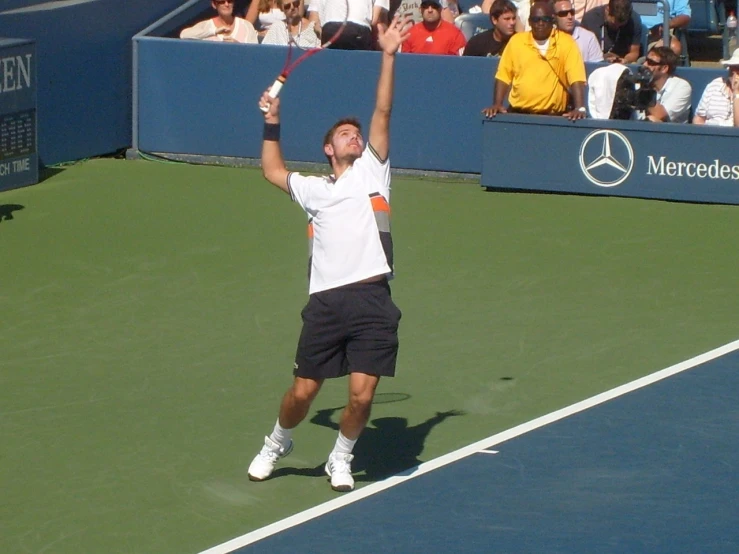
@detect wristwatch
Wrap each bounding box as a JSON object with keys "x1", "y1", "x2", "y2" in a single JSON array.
[{"x1": 577, "y1": 106, "x2": 587, "y2": 113}]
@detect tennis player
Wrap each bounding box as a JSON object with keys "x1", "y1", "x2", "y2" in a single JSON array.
[{"x1": 248, "y1": 15, "x2": 410, "y2": 492}]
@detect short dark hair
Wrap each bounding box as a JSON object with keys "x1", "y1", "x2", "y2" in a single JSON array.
[
  {"x1": 649, "y1": 46, "x2": 678, "y2": 74},
  {"x1": 608, "y1": 0, "x2": 632, "y2": 24},
  {"x1": 323, "y1": 117, "x2": 362, "y2": 163},
  {"x1": 490, "y1": 0, "x2": 517, "y2": 19}
]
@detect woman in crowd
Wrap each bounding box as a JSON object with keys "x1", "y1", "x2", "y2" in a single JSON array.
[{"x1": 692, "y1": 48, "x2": 739, "y2": 127}]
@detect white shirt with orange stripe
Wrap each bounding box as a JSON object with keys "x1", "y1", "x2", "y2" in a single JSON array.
[{"x1": 287, "y1": 144, "x2": 393, "y2": 295}]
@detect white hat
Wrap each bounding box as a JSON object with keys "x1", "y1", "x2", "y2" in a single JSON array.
[{"x1": 720, "y1": 48, "x2": 739, "y2": 66}]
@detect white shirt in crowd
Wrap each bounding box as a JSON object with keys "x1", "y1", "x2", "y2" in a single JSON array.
[
  {"x1": 636, "y1": 75, "x2": 692, "y2": 123},
  {"x1": 694, "y1": 77, "x2": 735, "y2": 126},
  {"x1": 179, "y1": 17, "x2": 259, "y2": 43},
  {"x1": 262, "y1": 19, "x2": 321, "y2": 47},
  {"x1": 308, "y1": 0, "x2": 390, "y2": 29}
]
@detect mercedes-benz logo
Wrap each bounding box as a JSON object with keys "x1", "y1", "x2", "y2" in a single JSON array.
[{"x1": 579, "y1": 129, "x2": 634, "y2": 187}]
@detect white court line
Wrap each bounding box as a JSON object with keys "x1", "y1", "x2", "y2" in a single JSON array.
[{"x1": 199, "y1": 338, "x2": 739, "y2": 554}]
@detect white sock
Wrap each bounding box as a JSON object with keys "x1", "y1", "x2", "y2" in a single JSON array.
[
  {"x1": 331, "y1": 432, "x2": 357, "y2": 456},
  {"x1": 269, "y1": 419, "x2": 293, "y2": 449}
]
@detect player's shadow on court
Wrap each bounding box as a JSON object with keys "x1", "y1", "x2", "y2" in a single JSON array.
[
  {"x1": 0, "y1": 204, "x2": 24, "y2": 222},
  {"x1": 308, "y1": 406, "x2": 466, "y2": 483}
]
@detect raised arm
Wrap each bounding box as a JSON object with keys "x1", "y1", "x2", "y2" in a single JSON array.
[
  {"x1": 245, "y1": 0, "x2": 260, "y2": 24},
  {"x1": 258, "y1": 92, "x2": 290, "y2": 194},
  {"x1": 368, "y1": 15, "x2": 411, "y2": 161}
]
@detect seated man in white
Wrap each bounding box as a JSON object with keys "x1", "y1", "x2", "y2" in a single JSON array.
[
  {"x1": 635, "y1": 46, "x2": 691, "y2": 123},
  {"x1": 180, "y1": 0, "x2": 259, "y2": 43},
  {"x1": 554, "y1": 0, "x2": 603, "y2": 62}
]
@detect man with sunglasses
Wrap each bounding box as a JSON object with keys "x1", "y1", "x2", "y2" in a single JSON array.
[
  {"x1": 463, "y1": 0, "x2": 517, "y2": 57},
  {"x1": 483, "y1": 1, "x2": 587, "y2": 119},
  {"x1": 389, "y1": 0, "x2": 457, "y2": 24},
  {"x1": 403, "y1": 0, "x2": 467, "y2": 55},
  {"x1": 635, "y1": 46, "x2": 691, "y2": 122},
  {"x1": 553, "y1": 0, "x2": 603, "y2": 62},
  {"x1": 262, "y1": 0, "x2": 320, "y2": 47},
  {"x1": 179, "y1": 0, "x2": 259, "y2": 43},
  {"x1": 581, "y1": 0, "x2": 642, "y2": 64}
]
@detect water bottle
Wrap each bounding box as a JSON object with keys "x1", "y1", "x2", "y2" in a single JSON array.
[{"x1": 728, "y1": 11, "x2": 738, "y2": 56}]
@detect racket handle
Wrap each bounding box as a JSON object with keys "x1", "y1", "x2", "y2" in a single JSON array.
[{"x1": 260, "y1": 75, "x2": 287, "y2": 113}]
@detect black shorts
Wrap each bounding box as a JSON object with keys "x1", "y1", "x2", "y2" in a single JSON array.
[
  {"x1": 323, "y1": 21, "x2": 373, "y2": 51},
  {"x1": 293, "y1": 280, "x2": 401, "y2": 379}
]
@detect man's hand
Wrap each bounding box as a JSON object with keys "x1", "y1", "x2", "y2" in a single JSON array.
[
  {"x1": 215, "y1": 25, "x2": 234, "y2": 35},
  {"x1": 377, "y1": 13, "x2": 412, "y2": 55},
  {"x1": 482, "y1": 104, "x2": 507, "y2": 118},
  {"x1": 604, "y1": 52, "x2": 623, "y2": 64},
  {"x1": 564, "y1": 107, "x2": 587, "y2": 121},
  {"x1": 259, "y1": 90, "x2": 280, "y2": 123}
]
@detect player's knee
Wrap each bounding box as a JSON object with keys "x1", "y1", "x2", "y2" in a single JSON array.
[{"x1": 289, "y1": 379, "x2": 322, "y2": 405}]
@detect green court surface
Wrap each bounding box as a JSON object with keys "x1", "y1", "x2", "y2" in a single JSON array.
[{"x1": 1, "y1": 159, "x2": 738, "y2": 554}]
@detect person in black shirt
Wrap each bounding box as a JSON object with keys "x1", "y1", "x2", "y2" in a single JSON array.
[
  {"x1": 581, "y1": 0, "x2": 642, "y2": 64},
  {"x1": 463, "y1": 0, "x2": 517, "y2": 57}
]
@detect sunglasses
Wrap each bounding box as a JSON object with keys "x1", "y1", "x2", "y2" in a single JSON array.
[
  {"x1": 555, "y1": 8, "x2": 575, "y2": 16},
  {"x1": 644, "y1": 57, "x2": 662, "y2": 66},
  {"x1": 283, "y1": 0, "x2": 300, "y2": 7},
  {"x1": 213, "y1": 0, "x2": 233, "y2": 4},
  {"x1": 529, "y1": 15, "x2": 555, "y2": 24},
  {"x1": 420, "y1": 1, "x2": 441, "y2": 8}
]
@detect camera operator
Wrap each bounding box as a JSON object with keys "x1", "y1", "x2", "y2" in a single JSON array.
[{"x1": 634, "y1": 46, "x2": 691, "y2": 123}]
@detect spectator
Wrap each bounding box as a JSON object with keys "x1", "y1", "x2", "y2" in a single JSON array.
[
  {"x1": 692, "y1": 48, "x2": 739, "y2": 127},
  {"x1": 483, "y1": 1, "x2": 587, "y2": 119},
  {"x1": 245, "y1": 0, "x2": 287, "y2": 38},
  {"x1": 581, "y1": 0, "x2": 642, "y2": 64},
  {"x1": 481, "y1": 0, "x2": 528, "y2": 31},
  {"x1": 463, "y1": 0, "x2": 517, "y2": 57},
  {"x1": 571, "y1": 0, "x2": 608, "y2": 23},
  {"x1": 636, "y1": 46, "x2": 691, "y2": 122},
  {"x1": 554, "y1": 0, "x2": 603, "y2": 62},
  {"x1": 389, "y1": 0, "x2": 457, "y2": 24},
  {"x1": 262, "y1": 0, "x2": 320, "y2": 46},
  {"x1": 308, "y1": 0, "x2": 389, "y2": 50},
  {"x1": 180, "y1": 0, "x2": 259, "y2": 43},
  {"x1": 403, "y1": 0, "x2": 467, "y2": 54},
  {"x1": 640, "y1": 0, "x2": 689, "y2": 56}
]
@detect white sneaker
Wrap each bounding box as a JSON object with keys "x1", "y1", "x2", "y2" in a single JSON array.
[
  {"x1": 325, "y1": 452, "x2": 354, "y2": 492},
  {"x1": 248, "y1": 436, "x2": 293, "y2": 481}
]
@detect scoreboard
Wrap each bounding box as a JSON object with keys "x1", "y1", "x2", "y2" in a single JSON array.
[{"x1": 0, "y1": 38, "x2": 37, "y2": 192}]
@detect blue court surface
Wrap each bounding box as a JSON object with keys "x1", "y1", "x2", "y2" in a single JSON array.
[{"x1": 202, "y1": 342, "x2": 739, "y2": 554}]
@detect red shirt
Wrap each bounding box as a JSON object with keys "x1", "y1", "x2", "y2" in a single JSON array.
[{"x1": 403, "y1": 20, "x2": 467, "y2": 55}]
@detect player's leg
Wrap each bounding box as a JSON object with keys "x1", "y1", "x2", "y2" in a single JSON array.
[
  {"x1": 325, "y1": 372, "x2": 380, "y2": 492},
  {"x1": 324, "y1": 280, "x2": 401, "y2": 492},
  {"x1": 249, "y1": 290, "x2": 346, "y2": 482}
]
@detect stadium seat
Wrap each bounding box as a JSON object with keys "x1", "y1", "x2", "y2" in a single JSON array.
[
  {"x1": 687, "y1": 0, "x2": 720, "y2": 34},
  {"x1": 455, "y1": 12, "x2": 493, "y2": 41},
  {"x1": 633, "y1": 0, "x2": 692, "y2": 66}
]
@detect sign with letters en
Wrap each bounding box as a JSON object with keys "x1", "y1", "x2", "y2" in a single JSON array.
[
  {"x1": 482, "y1": 116, "x2": 739, "y2": 205},
  {"x1": 0, "y1": 38, "x2": 38, "y2": 192}
]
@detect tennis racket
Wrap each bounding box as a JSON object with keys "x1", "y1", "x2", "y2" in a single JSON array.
[{"x1": 260, "y1": 0, "x2": 350, "y2": 113}]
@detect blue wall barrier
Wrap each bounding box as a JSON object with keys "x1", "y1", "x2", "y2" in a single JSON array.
[
  {"x1": 482, "y1": 115, "x2": 739, "y2": 204},
  {"x1": 134, "y1": 20, "x2": 732, "y2": 175},
  {"x1": 0, "y1": 0, "x2": 186, "y2": 166},
  {"x1": 0, "y1": 38, "x2": 38, "y2": 191}
]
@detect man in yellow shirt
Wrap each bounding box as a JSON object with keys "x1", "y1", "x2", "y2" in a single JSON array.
[{"x1": 483, "y1": 1, "x2": 587, "y2": 119}]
